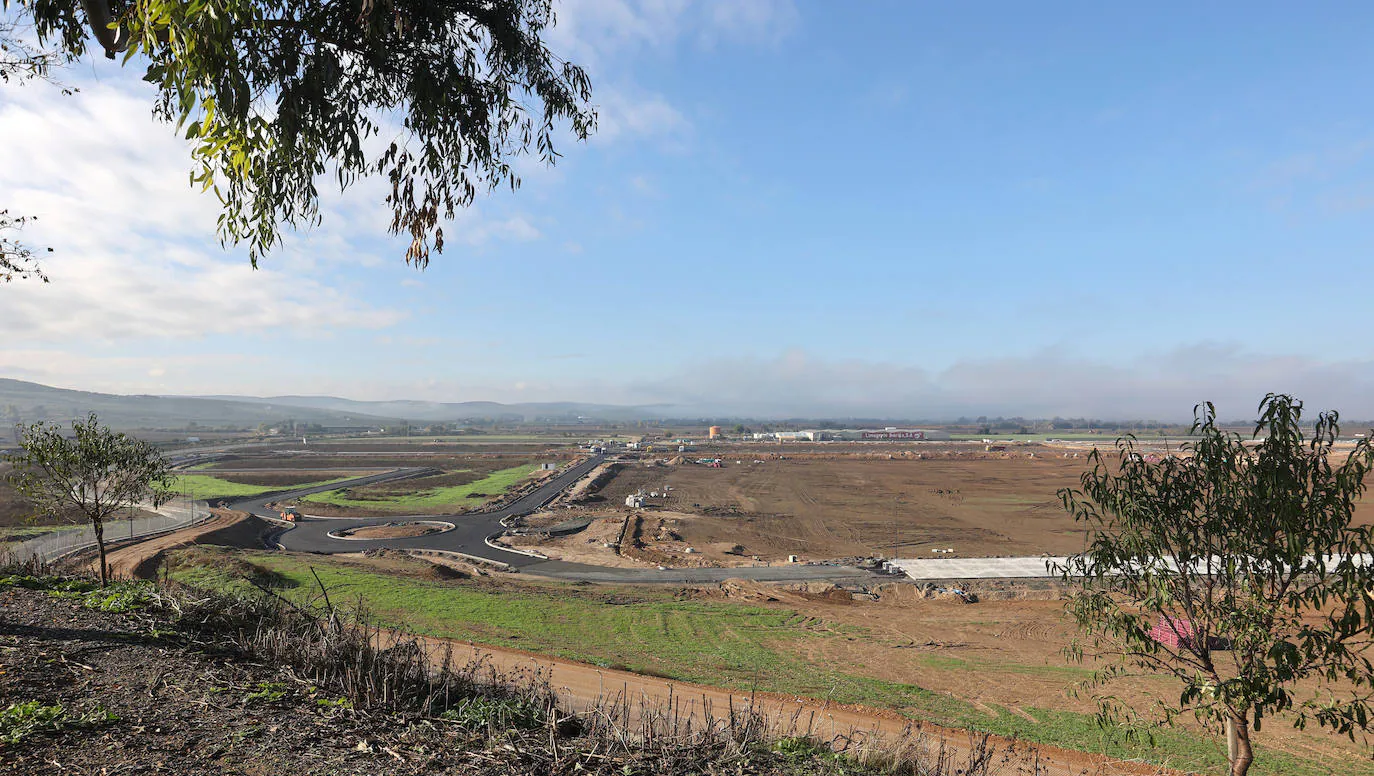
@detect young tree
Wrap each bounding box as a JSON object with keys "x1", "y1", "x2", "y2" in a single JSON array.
[
  {"x1": 6, "y1": 413, "x2": 174, "y2": 585},
  {"x1": 1056, "y1": 394, "x2": 1374, "y2": 776},
  {"x1": 9, "y1": 0, "x2": 595, "y2": 268}
]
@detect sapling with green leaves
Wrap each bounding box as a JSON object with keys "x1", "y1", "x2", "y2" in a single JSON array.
[
  {"x1": 1056, "y1": 394, "x2": 1374, "y2": 776},
  {"x1": 6, "y1": 413, "x2": 174, "y2": 585}
]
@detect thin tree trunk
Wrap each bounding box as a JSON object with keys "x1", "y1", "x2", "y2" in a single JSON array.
[
  {"x1": 1227, "y1": 715, "x2": 1254, "y2": 776},
  {"x1": 94, "y1": 519, "x2": 107, "y2": 587}
]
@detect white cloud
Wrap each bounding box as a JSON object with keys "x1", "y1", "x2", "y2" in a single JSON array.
[
  {"x1": 592, "y1": 87, "x2": 689, "y2": 144},
  {"x1": 546, "y1": 1, "x2": 796, "y2": 147},
  {"x1": 704, "y1": 1, "x2": 798, "y2": 47},
  {"x1": 0, "y1": 77, "x2": 409, "y2": 343},
  {"x1": 629, "y1": 174, "x2": 657, "y2": 195},
  {"x1": 1250, "y1": 137, "x2": 1374, "y2": 217},
  {"x1": 486, "y1": 215, "x2": 542, "y2": 243},
  {"x1": 549, "y1": 0, "x2": 797, "y2": 67}
]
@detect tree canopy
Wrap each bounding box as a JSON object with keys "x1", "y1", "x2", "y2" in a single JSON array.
[
  {"x1": 1056, "y1": 394, "x2": 1374, "y2": 776},
  {"x1": 7, "y1": 0, "x2": 594, "y2": 267}
]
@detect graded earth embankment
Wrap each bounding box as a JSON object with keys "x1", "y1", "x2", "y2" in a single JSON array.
[{"x1": 99, "y1": 509, "x2": 269, "y2": 580}]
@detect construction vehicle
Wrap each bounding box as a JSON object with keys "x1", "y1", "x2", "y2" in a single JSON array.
[{"x1": 279, "y1": 507, "x2": 301, "y2": 522}]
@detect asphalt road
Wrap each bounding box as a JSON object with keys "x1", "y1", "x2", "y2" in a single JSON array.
[{"x1": 231, "y1": 456, "x2": 877, "y2": 584}]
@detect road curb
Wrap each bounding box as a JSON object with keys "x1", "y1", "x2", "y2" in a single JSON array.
[
  {"x1": 484, "y1": 533, "x2": 548, "y2": 560},
  {"x1": 408, "y1": 548, "x2": 511, "y2": 572}
]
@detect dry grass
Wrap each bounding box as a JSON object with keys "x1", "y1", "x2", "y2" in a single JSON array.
[{"x1": 0, "y1": 551, "x2": 1059, "y2": 776}]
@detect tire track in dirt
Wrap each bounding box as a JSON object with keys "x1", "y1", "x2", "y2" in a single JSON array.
[
  {"x1": 390, "y1": 632, "x2": 1182, "y2": 776},
  {"x1": 99, "y1": 510, "x2": 268, "y2": 580}
]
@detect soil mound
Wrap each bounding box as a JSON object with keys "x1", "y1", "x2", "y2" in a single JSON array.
[
  {"x1": 779, "y1": 581, "x2": 854, "y2": 604},
  {"x1": 718, "y1": 578, "x2": 783, "y2": 602},
  {"x1": 875, "y1": 582, "x2": 978, "y2": 604},
  {"x1": 423, "y1": 562, "x2": 467, "y2": 580}
]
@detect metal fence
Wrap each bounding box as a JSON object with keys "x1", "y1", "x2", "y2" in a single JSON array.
[{"x1": 3, "y1": 498, "x2": 211, "y2": 564}]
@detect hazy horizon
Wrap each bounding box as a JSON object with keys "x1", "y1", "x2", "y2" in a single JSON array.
[{"x1": 7, "y1": 375, "x2": 1374, "y2": 426}]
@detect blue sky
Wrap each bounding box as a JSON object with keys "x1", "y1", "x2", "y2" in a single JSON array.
[{"x1": 3, "y1": 1, "x2": 1374, "y2": 420}]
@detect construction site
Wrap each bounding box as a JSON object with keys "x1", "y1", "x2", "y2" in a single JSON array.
[
  {"x1": 11, "y1": 430, "x2": 1374, "y2": 775},
  {"x1": 503, "y1": 440, "x2": 1149, "y2": 568}
]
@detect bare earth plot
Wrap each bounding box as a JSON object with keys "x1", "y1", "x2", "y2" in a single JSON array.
[
  {"x1": 591, "y1": 449, "x2": 1374, "y2": 563},
  {"x1": 595, "y1": 455, "x2": 1090, "y2": 559}
]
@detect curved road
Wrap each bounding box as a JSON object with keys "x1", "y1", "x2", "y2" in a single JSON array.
[{"x1": 230, "y1": 457, "x2": 877, "y2": 584}]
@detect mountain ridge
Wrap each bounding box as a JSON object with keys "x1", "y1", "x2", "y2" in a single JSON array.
[{"x1": 0, "y1": 378, "x2": 676, "y2": 428}]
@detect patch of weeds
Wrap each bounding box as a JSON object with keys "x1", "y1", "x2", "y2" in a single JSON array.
[
  {"x1": 0, "y1": 575, "x2": 94, "y2": 593},
  {"x1": 2, "y1": 574, "x2": 156, "y2": 613},
  {"x1": 305, "y1": 685, "x2": 352, "y2": 710},
  {"x1": 143, "y1": 624, "x2": 177, "y2": 641},
  {"x1": 0, "y1": 701, "x2": 117, "y2": 746},
  {"x1": 70, "y1": 583, "x2": 156, "y2": 613},
  {"x1": 243, "y1": 682, "x2": 290, "y2": 706},
  {"x1": 439, "y1": 695, "x2": 545, "y2": 731},
  {"x1": 771, "y1": 735, "x2": 834, "y2": 761}
]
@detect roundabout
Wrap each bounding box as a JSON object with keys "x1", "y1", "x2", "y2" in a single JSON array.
[{"x1": 327, "y1": 520, "x2": 455, "y2": 540}]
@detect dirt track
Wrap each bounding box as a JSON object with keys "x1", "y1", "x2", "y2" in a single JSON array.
[
  {"x1": 100, "y1": 510, "x2": 267, "y2": 579},
  {"x1": 400, "y1": 633, "x2": 1175, "y2": 776}
]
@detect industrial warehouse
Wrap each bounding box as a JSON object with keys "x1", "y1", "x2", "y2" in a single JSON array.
[{"x1": 750, "y1": 428, "x2": 952, "y2": 442}]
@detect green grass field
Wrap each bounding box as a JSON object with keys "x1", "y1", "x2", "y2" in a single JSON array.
[
  {"x1": 168, "y1": 550, "x2": 1357, "y2": 776},
  {"x1": 300, "y1": 464, "x2": 538, "y2": 511},
  {"x1": 172, "y1": 474, "x2": 351, "y2": 500}
]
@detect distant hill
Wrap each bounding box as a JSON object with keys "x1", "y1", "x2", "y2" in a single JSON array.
[
  {"x1": 201, "y1": 394, "x2": 674, "y2": 423},
  {"x1": 0, "y1": 379, "x2": 400, "y2": 430},
  {"x1": 0, "y1": 379, "x2": 674, "y2": 430}
]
